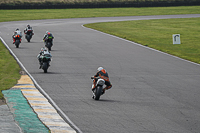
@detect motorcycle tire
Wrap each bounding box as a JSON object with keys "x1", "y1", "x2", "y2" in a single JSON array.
[
  {"x1": 47, "y1": 42, "x2": 51, "y2": 51},
  {"x1": 42, "y1": 62, "x2": 48, "y2": 73},
  {"x1": 26, "y1": 35, "x2": 31, "y2": 42},
  {"x1": 15, "y1": 40, "x2": 20, "y2": 48},
  {"x1": 94, "y1": 86, "x2": 102, "y2": 100}
]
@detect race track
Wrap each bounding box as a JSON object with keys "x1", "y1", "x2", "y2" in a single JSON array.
[{"x1": 1, "y1": 14, "x2": 200, "y2": 133}]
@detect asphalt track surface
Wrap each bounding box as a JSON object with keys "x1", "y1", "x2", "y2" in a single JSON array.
[{"x1": 1, "y1": 14, "x2": 200, "y2": 133}]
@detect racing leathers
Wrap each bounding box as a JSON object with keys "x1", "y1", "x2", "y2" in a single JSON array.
[
  {"x1": 43, "y1": 31, "x2": 54, "y2": 46},
  {"x1": 37, "y1": 48, "x2": 52, "y2": 69},
  {"x1": 92, "y1": 68, "x2": 112, "y2": 94}
]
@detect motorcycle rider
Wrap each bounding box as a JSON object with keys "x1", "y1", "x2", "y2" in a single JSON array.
[
  {"x1": 24, "y1": 24, "x2": 34, "y2": 35},
  {"x1": 37, "y1": 47, "x2": 52, "y2": 69},
  {"x1": 12, "y1": 28, "x2": 22, "y2": 44},
  {"x1": 92, "y1": 67, "x2": 112, "y2": 94},
  {"x1": 43, "y1": 31, "x2": 54, "y2": 46}
]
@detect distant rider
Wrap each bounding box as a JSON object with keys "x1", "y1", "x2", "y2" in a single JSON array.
[
  {"x1": 92, "y1": 67, "x2": 112, "y2": 94},
  {"x1": 24, "y1": 24, "x2": 34, "y2": 35},
  {"x1": 37, "y1": 47, "x2": 52, "y2": 69},
  {"x1": 43, "y1": 31, "x2": 54, "y2": 46},
  {"x1": 12, "y1": 28, "x2": 22, "y2": 44}
]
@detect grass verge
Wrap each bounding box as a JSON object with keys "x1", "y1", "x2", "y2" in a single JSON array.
[
  {"x1": 85, "y1": 17, "x2": 200, "y2": 63},
  {"x1": 0, "y1": 40, "x2": 21, "y2": 99}
]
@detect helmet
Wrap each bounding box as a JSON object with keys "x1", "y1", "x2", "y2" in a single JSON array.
[
  {"x1": 27, "y1": 24, "x2": 30, "y2": 27},
  {"x1": 97, "y1": 67, "x2": 103, "y2": 72},
  {"x1": 16, "y1": 28, "x2": 19, "y2": 31},
  {"x1": 41, "y1": 48, "x2": 44, "y2": 51},
  {"x1": 46, "y1": 31, "x2": 49, "y2": 34},
  {"x1": 41, "y1": 47, "x2": 47, "y2": 52}
]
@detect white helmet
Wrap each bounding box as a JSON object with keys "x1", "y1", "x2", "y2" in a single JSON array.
[
  {"x1": 97, "y1": 67, "x2": 103, "y2": 72},
  {"x1": 41, "y1": 47, "x2": 47, "y2": 52}
]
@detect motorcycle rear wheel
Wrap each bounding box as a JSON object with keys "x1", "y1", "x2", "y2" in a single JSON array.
[
  {"x1": 27, "y1": 36, "x2": 30, "y2": 42},
  {"x1": 15, "y1": 40, "x2": 20, "y2": 48},
  {"x1": 42, "y1": 62, "x2": 48, "y2": 73},
  {"x1": 46, "y1": 42, "x2": 52, "y2": 51},
  {"x1": 94, "y1": 86, "x2": 102, "y2": 100}
]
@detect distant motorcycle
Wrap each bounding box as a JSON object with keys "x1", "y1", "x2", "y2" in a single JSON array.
[
  {"x1": 40, "y1": 54, "x2": 51, "y2": 73},
  {"x1": 14, "y1": 35, "x2": 21, "y2": 48},
  {"x1": 91, "y1": 76, "x2": 105, "y2": 100},
  {"x1": 25, "y1": 29, "x2": 34, "y2": 42},
  {"x1": 44, "y1": 38, "x2": 53, "y2": 51}
]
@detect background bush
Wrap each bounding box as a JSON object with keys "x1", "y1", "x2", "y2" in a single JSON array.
[{"x1": 0, "y1": 0, "x2": 200, "y2": 9}]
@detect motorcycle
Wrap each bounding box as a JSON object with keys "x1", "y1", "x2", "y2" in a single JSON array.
[
  {"x1": 44, "y1": 38, "x2": 53, "y2": 51},
  {"x1": 40, "y1": 54, "x2": 51, "y2": 73},
  {"x1": 14, "y1": 35, "x2": 21, "y2": 48},
  {"x1": 25, "y1": 30, "x2": 34, "y2": 42},
  {"x1": 91, "y1": 76, "x2": 105, "y2": 100}
]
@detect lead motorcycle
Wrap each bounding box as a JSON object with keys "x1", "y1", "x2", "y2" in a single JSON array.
[
  {"x1": 40, "y1": 54, "x2": 52, "y2": 73},
  {"x1": 91, "y1": 76, "x2": 105, "y2": 100},
  {"x1": 25, "y1": 29, "x2": 34, "y2": 42}
]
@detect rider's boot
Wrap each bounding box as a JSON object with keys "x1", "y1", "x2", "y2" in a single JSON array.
[
  {"x1": 92, "y1": 81, "x2": 96, "y2": 92},
  {"x1": 39, "y1": 62, "x2": 42, "y2": 69},
  {"x1": 102, "y1": 86, "x2": 110, "y2": 95},
  {"x1": 102, "y1": 88, "x2": 106, "y2": 95},
  {"x1": 13, "y1": 39, "x2": 15, "y2": 44}
]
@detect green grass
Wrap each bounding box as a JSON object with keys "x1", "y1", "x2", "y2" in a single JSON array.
[
  {"x1": 0, "y1": 6, "x2": 200, "y2": 22},
  {"x1": 0, "y1": 41, "x2": 21, "y2": 99},
  {"x1": 85, "y1": 17, "x2": 200, "y2": 63}
]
